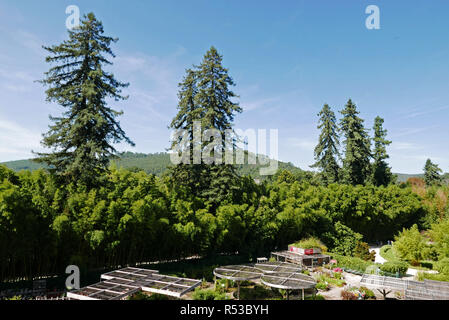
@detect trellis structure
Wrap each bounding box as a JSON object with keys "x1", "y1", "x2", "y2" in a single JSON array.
[
  {"x1": 255, "y1": 261, "x2": 302, "y2": 274},
  {"x1": 67, "y1": 267, "x2": 202, "y2": 300},
  {"x1": 261, "y1": 272, "x2": 316, "y2": 300},
  {"x1": 213, "y1": 262, "x2": 315, "y2": 300},
  {"x1": 360, "y1": 274, "x2": 449, "y2": 300},
  {"x1": 213, "y1": 264, "x2": 263, "y2": 299}
]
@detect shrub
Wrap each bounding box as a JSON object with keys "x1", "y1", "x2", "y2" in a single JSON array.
[
  {"x1": 324, "y1": 222, "x2": 363, "y2": 256},
  {"x1": 147, "y1": 293, "x2": 170, "y2": 300},
  {"x1": 393, "y1": 224, "x2": 428, "y2": 262},
  {"x1": 434, "y1": 258, "x2": 449, "y2": 275},
  {"x1": 192, "y1": 288, "x2": 228, "y2": 300},
  {"x1": 418, "y1": 271, "x2": 449, "y2": 282},
  {"x1": 316, "y1": 274, "x2": 346, "y2": 287},
  {"x1": 359, "y1": 287, "x2": 375, "y2": 300},
  {"x1": 379, "y1": 261, "x2": 408, "y2": 275},
  {"x1": 354, "y1": 241, "x2": 373, "y2": 261},
  {"x1": 290, "y1": 237, "x2": 327, "y2": 252},
  {"x1": 215, "y1": 278, "x2": 235, "y2": 292},
  {"x1": 315, "y1": 282, "x2": 329, "y2": 291},
  {"x1": 410, "y1": 260, "x2": 420, "y2": 267},
  {"x1": 238, "y1": 285, "x2": 281, "y2": 300},
  {"x1": 429, "y1": 219, "x2": 449, "y2": 259},
  {"x1": 422, "y1": 246, "x2": 439, "y2": 261},
  {"x1": 330, "y1": 253, "x2": 376, "y2": 273},
  {"x1": 420, "y1": 261, "x2": 434, "y2": 269},
  {"x1": 341, "y1": 290, "x2": 357, "y2": 300}
]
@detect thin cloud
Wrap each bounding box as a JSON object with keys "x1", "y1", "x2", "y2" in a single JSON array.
[
  {"x1": 0, "y1": 117, "x2": 42, "y2": 161},
  {"x1": 405, "y1": 105, "x2": 449, "y2": 119}
]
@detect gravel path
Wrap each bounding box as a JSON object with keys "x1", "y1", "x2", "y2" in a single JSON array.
[{"x1": 370, "y1": 246, "x2": 387, "y2": 264}]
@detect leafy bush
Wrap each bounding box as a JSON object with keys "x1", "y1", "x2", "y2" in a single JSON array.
[
  {"x1": 434, "y1": 258, "x2": 449, "y2": 275},
  {"x1": 316, "y1": 274, "x2": 346, "y2": 287},
  {"x1": 429, "y1": 219, "x2": 449, "y2": 259},
  {"x1": 192, "y1": 288, "x2": 228, "y2": 300},
  {"x1": 418, "y1": 271, "x2": 449, "y2": 282},
  {"x1": 315, "y1": 282, "x2": 329, "y2": 291},
  {"x1": 420, "y1": 261, "x2": 434, "y2": 269},
  {"x1": 147, "y1": 293, "x2": 170, "y2": 300},
  {"x1": 422, "y1": 246, "x2": 439, "y2": 261},
  {"x1": 330, "y1": 253, "x2": 376, "y2": 273},
  {"x1": 238, "y1": 285, "x2": 282, "y2": 300},
  {"x1": 379, "y1": 261, "x2": 408, "y2": 275},
  {"x1": 323, "y1": 222, "x2": 363, "y2": 256},
  {"x1": 359, "y1": 287, "x2": 375, "y2": 300},
  {"x1": 393, "y1": 225, "x2": 428, "y2": 262},
  {"x1": 215, "y1": 278, "x2": 236, "y2": 292},
  {"x1": 290, "y1": 237, "x2": 327, "y2": 252},
  {"x1": 341, "y1": 290, "x2": 357, "y2": 300},
  {"x1": 354, "y1": 241, "x2": 375, "y2": 261}
]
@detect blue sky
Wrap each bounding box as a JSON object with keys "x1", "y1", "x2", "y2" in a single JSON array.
[{"x1": 0, "y1": 0, "x2": 448, "y2": 173}]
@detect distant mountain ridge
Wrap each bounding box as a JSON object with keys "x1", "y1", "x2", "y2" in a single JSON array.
[{"x1": 0, "y1": 151, "x2": 303, "y2": 180}]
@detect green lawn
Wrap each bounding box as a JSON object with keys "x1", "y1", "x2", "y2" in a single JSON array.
[{"x1": 379, "y1": 245, "x2": 401, "y2": 262}]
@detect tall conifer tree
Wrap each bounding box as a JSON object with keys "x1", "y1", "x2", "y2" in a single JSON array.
[
  {"x1": 169, "y1": 69, "x2": 206, "y2": 196},
  {"x1": 372, "y1": 116, "x2": 393, "y2": 186},
  {"x1": 311, "y1": 104, "x2": 341, "y2": 184},
  {"x1": 195, "y1": 47, "x2": 242, "y2": 206},
  {"x1": 168, "y1": 47, "x2": 242, "y2": 207},
  {"x1": 340, "y1": 99, "x2": 372, "y2": 185},
  {"x1": 34, "y1": 13, "x2": 134, "y2": 186},
  {"x1": 424, "y1": 159, "x2": 442, "y2": 186}
]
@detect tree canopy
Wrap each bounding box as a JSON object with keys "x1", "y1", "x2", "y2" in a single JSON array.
[
  {"x1": 34, "y1": 13, "x2": 134, "y2": 187},
  {"x1": 311, "y1": 104, "x2": 341, "y2": 185}
]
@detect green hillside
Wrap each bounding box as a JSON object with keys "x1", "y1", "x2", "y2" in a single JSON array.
[{"x1": 1, "y1": 151, "x2": 302, "y2": 180}]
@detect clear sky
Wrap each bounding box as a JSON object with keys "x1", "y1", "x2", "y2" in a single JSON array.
[{"x1": 0, "y1": 0, "x2": 448, "y2": 173}]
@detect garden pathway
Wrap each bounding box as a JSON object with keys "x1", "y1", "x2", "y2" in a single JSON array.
[{"x1": 370, "y1": 246, "x2": 387, "y2": 264}]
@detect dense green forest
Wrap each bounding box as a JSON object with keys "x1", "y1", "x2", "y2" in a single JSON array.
[
  {"x1": 1, "y1": 13, "x2": 449, "y2": 284},
  {"x1": 1, "y1": 152, "x2": 303, "y2": 181}
]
